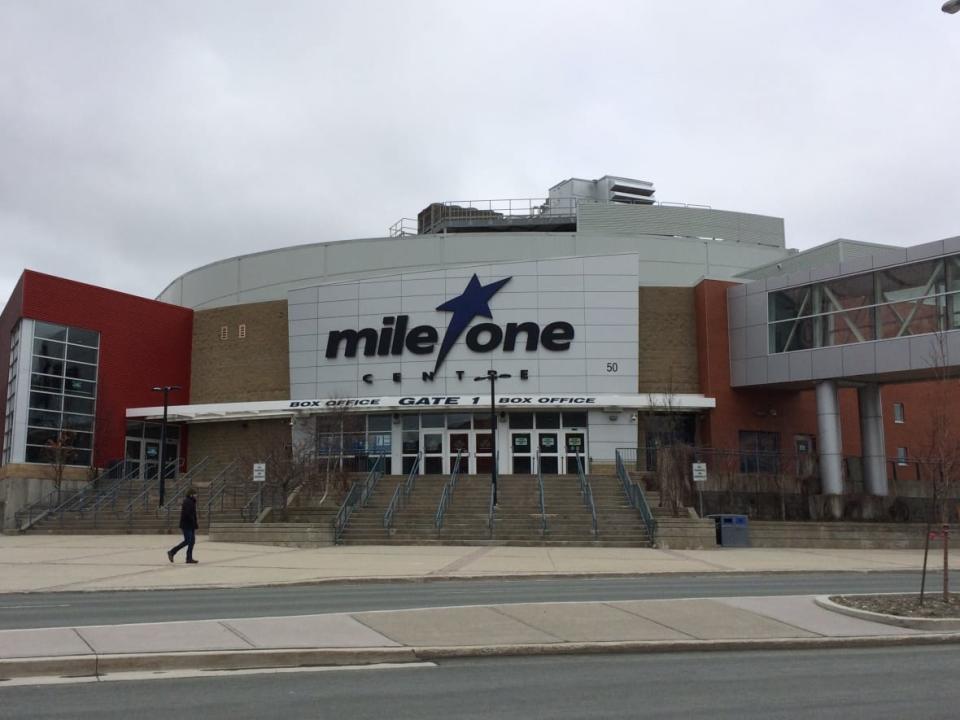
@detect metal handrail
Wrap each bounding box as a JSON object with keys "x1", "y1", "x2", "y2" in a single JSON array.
[
  {"x1": 403, "y1": 452, "x2": 421, "y2": 498},
  {"x1": 109, "y1": 457, "x2": 180, "y2": 514},
  {"x1": 434, "y1": 450, "x2": 462, "y2": 530},
  {"x1": 156, "y1": 457, "x2": 212, "y2": 524},
  {"x1": 384, "y1": 452, "x2": 421, "y2": 530},
  {"x1": 615, "y1": 448, "x2": 657, "y2": 543},
  {"x1": 576, "y1": 452, "x2": 597, "y2": 536},
  {"x1": 383, "y1": 485, "x2": 403, "y2": 530},
  {"x1": 333, "y1": 453, "x2": 385, "y2": 542},
  {"x1": 537, "y1": 451, "x2": 547, "y2": 535},
  {"x1": 204, "y1": 460, "x2": 239, "y2": 513},
  {"x1": 14, "y1": 461, "x2": 123, "y2": 531},
  {"x1": 203, "y1": 460, "x2": 241, "y2": 528},
  {"x1": 334, "y1": 482, "x2": 362, "y2": 541},
  {"x1": 487, "y1": 483, "x2": 496, "y2": 534},
  {"x1": 51, "y1": 461, "x2": 136, "y2": 518}
]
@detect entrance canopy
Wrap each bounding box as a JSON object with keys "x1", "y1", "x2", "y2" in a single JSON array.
[{"x1": 127, "y1": 393, "x2": 716, "y2": 423}]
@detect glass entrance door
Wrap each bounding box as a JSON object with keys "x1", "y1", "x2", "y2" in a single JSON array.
[
  {"x1": 511, "y1": 432, "x2": 532, "y2": 473},
  {"x1": 449, "y1": 432, "x2": 469, "y2": 474},
  {"x1": 422, "y1": 431, "x2": 444, "y2": 474},
  {"x1": 538, "y1": 432, "x2": 560, "y2": 475},
  {"x1": 564, "y1": 432, "x2": 586, "y2": 474},
  {"x1": 125, "y1": 421, "x2": 179, "y2": 480}
]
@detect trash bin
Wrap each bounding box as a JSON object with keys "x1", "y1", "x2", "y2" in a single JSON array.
[{"x1": 708, "y1": 514, "x2": 751, "y2": 547}]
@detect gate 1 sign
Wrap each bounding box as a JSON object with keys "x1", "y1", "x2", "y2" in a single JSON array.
[
  {"x1": 253, "y1": 463, "x2": 266, "y2": 483},
  {"x1": 692, "y1": 462, "x2": 707, "y2": 483}
]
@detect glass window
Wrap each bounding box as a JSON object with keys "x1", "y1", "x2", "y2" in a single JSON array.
[
  {"x1": 878, "y1": 260, "x2": 942, "y2": 303},
  {"x1": 63, "y1": 396, "x2": 94, "y2": 415},
  {"x1": 473, "y1": 414, "x2": 493, "y2": 429},
  {"x1": 401, "y1": 414, "x2": 419, "y2": 431},
  {"x1": 447, "y1": 413, "x2": 472, "y2": 430},
  {"x1": 401, "y1": 431, "x2": 419, "y2": 454},
  {"x1": 67, "y1": 327, "x2": 99, "y2": 348},
  {"x1": 421, "y1": 413, "x2": 444, "y2": 429},
  {"x1": 64, "y1": 378, "x2": 95, "y2": 397},
  {"x1": 25, "y1": 446, "x2": 49, "y2": 463},
  {"x1": 31, "y1": 373, "x2": 63, "y2": 392},
  {"x1": 32, "y1": 356, "x2": 63, "y2": 376},
  {"x1": 34, "y1": 322, "x2": 67, "y2": 342},
  {"x1": 70, "y1": 431, "x2": 93, "y2": 449},
  {"x1": 367, "y1": 414, "x2": 391, "y2": 432},
  {"x1": 66, "y1": 345, "x2": 98, "y2": 364},
  {"x1": 822, "y1": 273, "x2": 875, "y2": 312},
  {"x1": 893, "y1": 403, "x2": 905, "y2": 423},
  {"x1": 62, "y1": 414, "x2": 94, "y2": 432},
  {"x1": 33, "y1": 338, "x2": 65, "y2": 359},
  {"x1": 143, "y1": 423, "x2": 162, "y2": 439},
  {"x1": 423, "y1": 434, "x2": 442, "y2": 454},
  {"x1": 535, "y1": 412, "x2": 560, "y2": 429},
  {"x1": 508, "y1": 413, "x2": 533, "y2": 429},
  {"x1": 28, "y1": 409, "x2": 60, "y2": 428},
  {"x1": 64, "y1": 363, "x2": 97, "y2": 382},
  {"x1": 30, "y1": 392, "x2": 62, "y2": 411},
  {"x1": 26, "y1": 428, "x2": 59, "y2": 446},
  {"x1": 739, "y1": 430, "x2": 780, "y2": 474},
  {"x1": 896, "y1": 447, "x2": 908, "y2": 466},
  {"x1": 562, "y1": 411, "x2": 587, "y2": 428},
  {"x1": 769, "y1": 286, "x2": 812, "y2": 322}
]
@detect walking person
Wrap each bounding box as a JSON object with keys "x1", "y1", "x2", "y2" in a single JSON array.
[{"x1": 167, "y1": 487, "x2": 199, "y2": 564}]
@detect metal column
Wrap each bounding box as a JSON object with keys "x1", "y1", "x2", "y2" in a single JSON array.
[
  {"x1": 858, "y1": 384, "x2": 888, "y2": 496},
  {"x1": 815, "y1": 380, "x2": 844, "y2": 495}
]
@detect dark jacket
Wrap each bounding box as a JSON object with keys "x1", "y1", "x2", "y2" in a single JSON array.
[{"x1": 179, "y1": 495, "x2": 198, "y2": 531}]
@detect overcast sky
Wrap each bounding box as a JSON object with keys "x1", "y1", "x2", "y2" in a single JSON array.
[{"x1": 1, "y1": 1, "x2": 958, "y2": 304}]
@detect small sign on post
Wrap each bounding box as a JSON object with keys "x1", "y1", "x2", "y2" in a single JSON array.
[
  {"x1": 692, "y1": 463, "x2": 707, "y2": 483},
  {"x1": 253, "y1": 463, "x2": 266, "y2": 483},
  {"x1": 692, "y1": 462, "x2": 707, "y2": 519}
]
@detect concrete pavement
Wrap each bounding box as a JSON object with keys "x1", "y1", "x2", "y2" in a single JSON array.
[
  {"x1": 2, "y1": 534, "x2": 959, "y2": 681},
  {"x1": 1, "y1": 534, "x2": 956, "y2": 593},
  {"x1": 2, "y1": 594, "x2": 958, "y2": 680}
]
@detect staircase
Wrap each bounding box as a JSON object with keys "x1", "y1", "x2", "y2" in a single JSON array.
[
  {"x1": 23, "y1": 471, "x2": 257, "y2": 535},
  {"x1": 336, "y1": 473, "x2": 653, "y2": 547}
]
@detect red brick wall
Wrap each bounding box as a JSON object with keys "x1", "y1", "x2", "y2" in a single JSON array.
[
  {"x1": 694, "y1": 279, "x2": 863, "y2": 455},
  {"x1": 17, "y1": 271, "x2": 194, "y2": 468}
]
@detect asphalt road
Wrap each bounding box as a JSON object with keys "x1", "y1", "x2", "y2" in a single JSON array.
[
  {"x1": 4, "y1": 646, "x2": 959, "y2": 719},
  {"x1": 0, "y1": 571, "x2": 938, "y2": 630}
]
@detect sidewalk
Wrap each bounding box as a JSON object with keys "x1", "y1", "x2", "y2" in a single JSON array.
[
  {"x1": 2, "y1": 594, "x2": 958, "y2": 681},
  {"x1": 1, "y1": 534, "x2": 956, "y2": 594},
  {"x1": 2, "y1": 535, "x2": 959, "y2": 681}
]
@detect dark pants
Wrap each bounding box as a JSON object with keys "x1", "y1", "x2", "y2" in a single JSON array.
[{"x1": 169, "y1": 527, "x2": 196, "y2": 561}]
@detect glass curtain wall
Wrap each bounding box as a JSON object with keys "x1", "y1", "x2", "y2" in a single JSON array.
[
  {"x1": 25, "y1": 322, "x2": 100, "y2": 466},
  {"x1": 769, "y1": 256, "x2": 960, "y2": 353}
]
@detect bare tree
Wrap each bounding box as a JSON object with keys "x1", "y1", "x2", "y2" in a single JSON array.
[
  {"x1": 919, "y1": 331, "x2": 960, "y2": 604},
  {"x1": 44, "y1": 430, "x2": 76, "y2": 505}
]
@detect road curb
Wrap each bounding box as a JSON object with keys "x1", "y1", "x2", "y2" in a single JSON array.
[
  {"x1": 0, "y1": 647, "x2": 418, "y2": 681},
  {"x1": 4, "y1": 633, "x2": 960, "y2": 681},
  {"x1": 814, "y1": 595, "x2": 960, "y2": 631},
  {"x1": 11, "y1": 568, "x2": 937, "y2": 595}
]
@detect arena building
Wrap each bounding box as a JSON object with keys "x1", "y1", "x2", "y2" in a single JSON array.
[{"x1": 1, "y1": 174, "x2": 957, "y2": 528}]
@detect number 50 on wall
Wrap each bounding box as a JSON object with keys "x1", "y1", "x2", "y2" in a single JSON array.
[{"x1": 605, "y1": 362, "x2": 619, "y2": 373}]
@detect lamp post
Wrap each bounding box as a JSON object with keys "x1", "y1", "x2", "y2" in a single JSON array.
[
  {"x1": 474, "y1": 370, "x2": 510, "y2": 506},
  {"x1": 151, "y1": 385, "x2": 181, "y2": 508},
  {"x1": 944, "y1": 0, "x2": 960, "y2": 14}
]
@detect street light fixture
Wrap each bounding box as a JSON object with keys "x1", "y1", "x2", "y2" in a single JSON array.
[
  {"x1": 944, "y1": 0, "x2": 960, "y2": 14},
  {"x1": 151, "y1": 385, "x2": 181, "y2": 508},
  {"x1": 474, "y1": 370, "x2": 511, "y2": 506}
]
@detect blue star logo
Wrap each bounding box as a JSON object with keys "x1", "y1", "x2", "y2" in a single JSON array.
[{"x1": 433, "y1": 273, "x2": 512, "y2": 373}]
